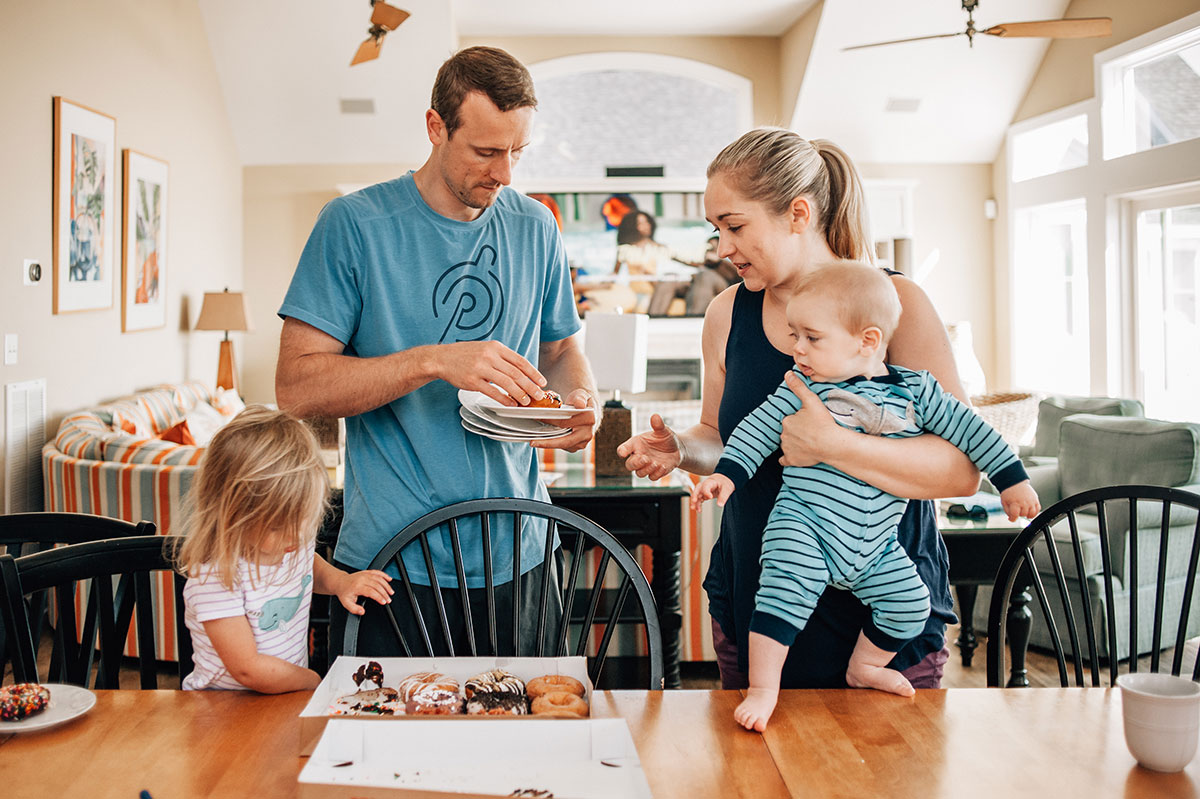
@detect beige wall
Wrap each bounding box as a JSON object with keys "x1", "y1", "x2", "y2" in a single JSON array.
[
  {"x1": 859, "y1": 164, "x2": 998, "y2": 384},
  {"x1": 779, "y1": 1, "x2": 824, "y2": 127},
  {"x1": 0, "y1": 0, "x2": 242, "y2": 508},
  {"x1": 462, "y1": 36, "x2": 784, "y2": 126},
  {"x1": 1015, "y1": 0, "x2": 1200, "y2": 123},
  {"x1": 241, "y1": 163, "x2": 420, "y2": 405}
]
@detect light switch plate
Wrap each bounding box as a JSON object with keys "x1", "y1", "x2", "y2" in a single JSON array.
[
  {"x1": 23, "y1": 259, "x2": 41, "y2": 286},
  {"x1": 3, "y1": 334, "x2": 16, "y2": 366}
]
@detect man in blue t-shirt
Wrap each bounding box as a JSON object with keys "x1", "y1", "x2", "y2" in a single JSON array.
[{"x1": 276, "y1": 47, "x2": 598, "y2": 656}]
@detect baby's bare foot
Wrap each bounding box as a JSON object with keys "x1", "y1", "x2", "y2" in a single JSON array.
[
  {"x1": 734, "y1": 687, "x2": 778, "y2": 732},
  {"x1": 845, "y1": 663, "x2": 915, "y2": 697}
]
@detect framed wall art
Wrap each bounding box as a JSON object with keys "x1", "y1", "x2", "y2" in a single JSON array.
[
  {"x1": 52, "y1": 97, "x2": 117, "y2": 314},
  {"x1": 121, "y1": 150, "x2": 168, "y2": 332}
]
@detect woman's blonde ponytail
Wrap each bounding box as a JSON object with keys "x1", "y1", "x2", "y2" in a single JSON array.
[{"x1": 812, "y1": 139, "x2": 871, "y2": 262}]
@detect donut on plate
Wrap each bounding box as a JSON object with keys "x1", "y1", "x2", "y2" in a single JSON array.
[
  {"x1": 0, "y1": 683, "x2": 51, "y2": 722},
  {"x1": 528, "y1": 390, "x2": 563, "y2": 409}
]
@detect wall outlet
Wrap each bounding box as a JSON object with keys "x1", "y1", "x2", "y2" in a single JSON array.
[
  {"x1": 4, "y1": 334, "x2": 16, "y2": 366},
  {"x1": 23, "y1": 259, "x2": 41, "y2": 286}
]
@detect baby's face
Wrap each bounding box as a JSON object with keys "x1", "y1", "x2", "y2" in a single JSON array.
[{"x1": 785, "y1": 292, "x2": 864, "y2": 383}]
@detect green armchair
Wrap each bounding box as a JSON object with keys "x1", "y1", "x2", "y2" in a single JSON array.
[{"x1": 973, "y1": 397, "x2": 1200, "y2": 661}]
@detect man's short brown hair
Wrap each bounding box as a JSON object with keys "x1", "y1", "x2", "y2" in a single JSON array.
[{"x1": 431, "y1": 46, "x2": 537, "y2": 137}]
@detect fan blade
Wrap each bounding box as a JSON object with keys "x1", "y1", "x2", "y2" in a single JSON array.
[
  {"x1": 983, "y1": 18, "x2": 1111, "y2": 39},
  {"x1": 351, "y1": 36, "x2": 383, "y2": 66},
  {"x1": 371, "y1": 2, "x2": 410, "y2": 31},
  {"x1": 843, "y1": 31, "x2": 964, "y2": 52}
]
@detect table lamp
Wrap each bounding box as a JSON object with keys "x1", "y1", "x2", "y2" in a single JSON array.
[
  {"x1": 585, "y1": 310, "x2": 648, "y2": 477},
  {"x1": 194, "y1": 288, "x2": 253, "y2": 393}
]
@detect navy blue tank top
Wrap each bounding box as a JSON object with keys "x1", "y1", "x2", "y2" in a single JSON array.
[{"x1": 702, "y1": 283, "x2": 956, "y2": 685}]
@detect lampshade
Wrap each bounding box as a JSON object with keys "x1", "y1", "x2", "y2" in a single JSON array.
[
  {"x1": 584, "y1": 311, "x2": 647, "y2": 394},
  {"x1": 195, "y1": 289, "x2": 253, "y2": 333}
]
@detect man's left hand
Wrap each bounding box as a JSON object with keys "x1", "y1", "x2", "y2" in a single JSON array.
[{"x1": 530, "y1": 388, "x2": 598, "y2": 453}]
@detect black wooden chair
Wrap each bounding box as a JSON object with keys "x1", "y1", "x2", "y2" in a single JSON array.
[
  {"x1": 987, "y1": 485, "x2": 1200, "y2": 687},
  {"x1": 0, "y1": 512, "x2": 154, "y2": 681},
  {"x1": 0, "y1": 535, "x2": 192, "y2": 689},
  {"x1": 341, "y1": 498, "x2": 664, "y2": 689}
]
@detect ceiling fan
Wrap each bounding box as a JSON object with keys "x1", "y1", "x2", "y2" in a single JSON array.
[
  {"x1": 844, "y1": 1, "x2": 1112, "y2": 52},
  {"x1": 350, "y1": 0, "x2": 410, "y2": 66}
]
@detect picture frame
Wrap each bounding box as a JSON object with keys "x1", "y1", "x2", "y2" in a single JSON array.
[
  {"x1": 52, "y1": 97, "x2": 117, "y2": 314},
  {"x1": 121, "y1": 150, "x2": 169, "y2": 332}
]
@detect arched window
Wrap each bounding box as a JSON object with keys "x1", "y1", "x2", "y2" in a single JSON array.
[{"x1": 520, "y1": 53, "x2": 752, "y2": 187}]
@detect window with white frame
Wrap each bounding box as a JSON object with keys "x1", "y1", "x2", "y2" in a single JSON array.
[
  {"x1": 1101, "y1": 22, "x2": 1200, "y2": 159},
  {"x1": 1011, "y1": 113, "x2": 1088, "y2": 182},
  {"x1": 1131, "y1": 189, "x2": 1200, "y2": 423},
  {"x1": 1010, "y1": 199, "x2": 1090, "y2": 395}
]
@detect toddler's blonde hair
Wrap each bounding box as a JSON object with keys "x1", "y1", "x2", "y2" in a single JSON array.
[
  {"x1": 175, "y1": 405, "x2": 328, "y2": 589},
  {"x1": 792, "y1": 261, "x2": 902, "y2": 344}
]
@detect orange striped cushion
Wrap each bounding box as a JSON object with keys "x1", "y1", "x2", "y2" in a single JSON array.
[
  {"x1": 102, "y1": 433, "x2": 204, "y2": 466},
  {"x1": 54, "y1": 413, "x2": 116, "y2": 460}
]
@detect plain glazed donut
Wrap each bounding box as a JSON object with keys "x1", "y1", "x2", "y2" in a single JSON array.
[
  {"x1": 531, "y1": 690, "x2": 588, "y2": 718},
  {"x1": 526, "y1": 674, "x2": 585, "y2": 699}
]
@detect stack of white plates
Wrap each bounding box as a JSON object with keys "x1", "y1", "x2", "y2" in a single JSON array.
[{"x1": 457, "y1": 389, "x2": 576, "y2": 443}]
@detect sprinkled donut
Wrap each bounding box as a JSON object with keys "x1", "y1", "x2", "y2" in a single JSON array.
[
  {"x1": 465, "y1": 668, "x2": 525, "y2": 699},
  {"x1": 530, "y1": 690, "x2": 588, "y2": 718},
  {"x1": 0, "y1": 683, "x2": 51, "y2": 722},
  {"x1": 529, "y1": 390, "x2": 562, "y2": 408},
  {"x1": 526, "y1": 674, "x2": 585, "y2": 699}
]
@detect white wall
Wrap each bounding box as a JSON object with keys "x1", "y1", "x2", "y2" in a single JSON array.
[{"x1": 0, "y1": 0, "x2": 242, "y2": 508}]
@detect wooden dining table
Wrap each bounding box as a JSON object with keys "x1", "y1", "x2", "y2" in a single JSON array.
[{"x1": 0, "y1": 687, "x2": 1195, "y2": 798}]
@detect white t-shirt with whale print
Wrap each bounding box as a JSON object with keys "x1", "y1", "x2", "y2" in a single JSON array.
[{"x1": 182, "y1": 542, "x2": 315, "y2": 691}]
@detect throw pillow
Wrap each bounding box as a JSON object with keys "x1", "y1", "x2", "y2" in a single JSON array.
[
  {"x1": 184, "y1": 401, "x2": 228, "y2": 446},
  {"x1": 158, "y1": 420, "x2": 197, "y2": 446},
  {"x1": 213, "y1": 388, "x2": 246, "y2": 418}
]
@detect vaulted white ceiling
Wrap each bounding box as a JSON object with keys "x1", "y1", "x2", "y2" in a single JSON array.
[{"x1": 197, "y1": 0, "x2": 1076, "y2": 166}]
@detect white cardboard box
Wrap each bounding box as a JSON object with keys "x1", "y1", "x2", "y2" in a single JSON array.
[
  {"x1": 300, "y1": 656, "x2": 594, "y2": 755},
  {"x1": 299, "y1": 717, "x2": 652, "y2": 799}
]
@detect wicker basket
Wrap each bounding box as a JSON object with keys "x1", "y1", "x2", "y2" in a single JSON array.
[{"x1": 971, "y1": 391, "x2": 1041, "y2": 448}]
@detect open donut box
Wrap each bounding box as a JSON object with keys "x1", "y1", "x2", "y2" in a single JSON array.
[{"x1": 299, "y1": 655, "x2": 594, "y2": 755}]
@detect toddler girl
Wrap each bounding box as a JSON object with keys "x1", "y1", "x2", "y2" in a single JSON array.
[{"x1": 177, "y1": 406, "x2": 392, "y2": 692}]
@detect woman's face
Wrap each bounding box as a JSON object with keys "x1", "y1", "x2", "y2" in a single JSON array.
[
  {"x1": 636, "y1": 213, "x2": 654, "y2": 239},
  {"x1": 704, "y1": 173, "x2": 799, "y2": 292}
]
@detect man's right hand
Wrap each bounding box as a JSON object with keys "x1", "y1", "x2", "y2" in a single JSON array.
[
  {"x1": 433, "y1": 341, "x2": 548, "y2": 407},
  {"x1": 616, "y1": 414, "x2": 683, "y2": 480}
]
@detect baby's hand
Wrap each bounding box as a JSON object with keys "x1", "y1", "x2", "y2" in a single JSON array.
[
  {"x1": 692, "y1": 474, "x2": 735, "y2": 511},
  {"x1": 336, "y1": 569, "x2": 394, "y2": 615},
  {"x1": 1000, "y1": 480, "x2": 1041, "y2": 523}
]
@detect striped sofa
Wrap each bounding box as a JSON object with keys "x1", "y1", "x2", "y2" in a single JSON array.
[{"x1": 42, "y1": 381, "x2": 230, "y2": 660}]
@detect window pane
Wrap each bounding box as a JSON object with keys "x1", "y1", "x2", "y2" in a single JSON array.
[
  {"x1": 1012, "y1": 200, "x2": 1089, "y2": 394},
  {"x1": 1011, "y1": 114, "x2": 1088, "y2": 182},
  {"x1": 1135, "y1": 202, "x2": 1200, "y2": 422},
  {"x1": 1131, "y1": 42, "x2": 1200, "y2": 152}
]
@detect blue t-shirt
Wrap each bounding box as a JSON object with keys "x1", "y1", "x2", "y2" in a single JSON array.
[{"x1": 278, "y1": 173, "x2": 581, "y2": 585}]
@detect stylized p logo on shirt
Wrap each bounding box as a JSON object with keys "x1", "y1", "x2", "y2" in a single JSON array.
[{"x1": 433, "y1": 245, "x2": 505, "y2": 343}]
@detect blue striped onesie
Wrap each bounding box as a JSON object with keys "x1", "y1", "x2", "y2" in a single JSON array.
[{"x1": 714, "y1": 364, "x2": 1028, "y2": 651}]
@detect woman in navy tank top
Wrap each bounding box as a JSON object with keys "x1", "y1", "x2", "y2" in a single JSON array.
[{"x1": 617, "y1": 129, "x2": 981, "y2": 690}]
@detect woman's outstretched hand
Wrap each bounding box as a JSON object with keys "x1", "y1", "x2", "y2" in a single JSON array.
[
  {"x1": 617, "y1": 413, "x2": 682, "y2": 480},
  {"x1": 779, "y1": 371, "x2": 843, "y2": 468}
]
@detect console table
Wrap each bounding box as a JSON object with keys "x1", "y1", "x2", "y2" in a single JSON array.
[{"x1": 939, "y1": 508, "x2": 1034, "y2": 687}]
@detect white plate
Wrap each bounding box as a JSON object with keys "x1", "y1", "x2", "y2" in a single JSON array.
[
  {"x1": 459, "y1": 404, "x2": 562, "y2": 435},
  {"x1": 459, "y1": 412, "x2": 561, "y2": 440},
  {"x1": 1, "y1": 684, "x2": 96, "y2": 733},
  {"x1": 461, "y1": 419, "x2": 567, "y2": 443},
  {"x1": 458, "y1": 389, "x2": 582, "y2": 421}
]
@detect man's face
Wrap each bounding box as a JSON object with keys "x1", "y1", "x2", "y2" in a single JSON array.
[{"x1": 432, "y1": 91, "x2": 535, "y2": 212}]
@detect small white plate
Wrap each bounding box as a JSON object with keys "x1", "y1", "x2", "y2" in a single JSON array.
[
  {"x1": 458, "y1": 389, "x2": 582, "y2": 421},
  {"x1": 459, "y1": 404, "x2": 562, "y2": 435},
  {"x1": 1, "y1": 684, "x2": 96, "y2": 733},
  {"x1": 459, "y1": 412, "x2": 561, "y2": 440}
]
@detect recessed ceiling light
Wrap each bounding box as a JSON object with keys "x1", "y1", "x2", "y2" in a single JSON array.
[
  {"x1": 885, "y1": 97, "x2": 921, "y2": 113},
  {"x1": 339, "y1": 98, "x2": 376, "y2": 114}
]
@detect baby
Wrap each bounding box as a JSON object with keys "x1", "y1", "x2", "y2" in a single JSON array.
[{"x1": 692, "y1": 261, "x2": 1039, "y2": 731}]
